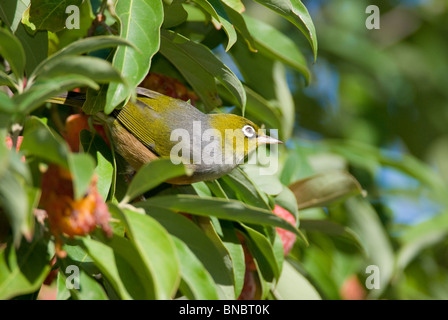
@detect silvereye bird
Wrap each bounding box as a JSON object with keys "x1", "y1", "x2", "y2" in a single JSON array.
[{"x1": 51, "y1": 87, "x2": 282, "y2": 184}]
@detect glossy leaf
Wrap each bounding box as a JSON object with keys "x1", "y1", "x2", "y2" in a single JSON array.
[
  {"x1": 21, "y1": 116, "x2": 70, "y2": 167},
  {"x1": 57, "y1": 265, "x2": 108, "y2": 300},
  {"x1": 118, "y1": 207, "x2": 180, "y2": 299},
  {"x1": 173, "y1": 237, "x2": 219, "y2": 299},
  {"x1": 0, "y1": 0, "x2": 30, "y2": 32},
  {"x1": 242, "y1": 223, "x2": 280, "y2": 280},
  {"x1": 300, "y1": 219, "x2": 365, "y2": 253},
  {"x1": 243, "y1": 14, "x2": 310, "y2": 82},
  {"x1": 160, "y1": 30, "x2": 246, "y2": 112},
  {"x1": 32, "y1": 36, "x2": 134, "y2": 77},
  {"x1": 221, "y1": 0, "x2": 245, "y2": 13},
  {"x1": 274, "y1": 260, "x2": 321, "y2": 300},
  {"x1": 142, "y1": 206, "x2": 235, "y2": 299},
  {"x1": 35, "y1": 56, "x2": 124, "y2": 84},
  {"x1": 0, "y1": 170, "x2": 29, "y2": 246},
  {"x1": 0, "y1": 91, "x2": 14, "y2": 113},
  {"x1": 0, "y1": 28, "x2": 26, "y2": 78},
  {"x1": 80, "y1": 130, "x2": 114, "y2": 201},
  {"x1": 344, "y1": 197, "x2": 395, "y2": 298},
  {"x1": 0, "y1": 236, "x2": 51, "y2": 299},
  {"x1": 253, "y1": 0, "x2": 318, "y2": 60},
  {"x1": 68, "y1": 153, "x2": 96, "y2": 200},
  {"x1": 163, "y1": 0, "x2": 188, "y2": 28},
  {"x1": 25, "y1": 0, "x2": 82, "y2": 32},
  {"x1": 14, "y1": 75, "x2": 98, "y2": 113},
  {"x1": 289, "y1": 170, "x2": 365, "y2": 210},
  {"x1": 396, "y1": 212, "x2": 448, "y2": 271},
  {"x1": 220, "y1": 167, "x2": 271, "y2": 210},
  {"x1": 80, "y1": 235, "x2": 155, "y2": 299},
  {"x1": 122, "y1": 159, "x2": 192, "y2": 203},
  {"x1": 196, "y1": 217, "x2": 237, "y2": 299},
  {"x1": 191, "y1": 0, "x2": 237, "y2": 51},
  {"x1": 139, "y1": 194, "x2": 303, "y2": 238},
  {"x1": 105, "y1": 0, "x2": 163, "y2": 113},
  {"x1": 274, "y1": 185, "x2": 300, "y2": 223},
  {"x1": 218, "y1": 220, "x2": 245, "y2": 298},
  {"x1": 14, "y1": 23, "x2": 48, "y2": 76},
  {"x1": 221, "y1": 3, "x2": 257, "y2": 52}
]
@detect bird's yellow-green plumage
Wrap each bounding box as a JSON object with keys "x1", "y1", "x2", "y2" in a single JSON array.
[{"x1": 51, "y1": 87, "x2": 281, "y2": 184}]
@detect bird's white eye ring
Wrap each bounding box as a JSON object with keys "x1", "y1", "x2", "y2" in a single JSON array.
[{"x1": 242, "y1": 125, "x2": 256, "y2": 138}]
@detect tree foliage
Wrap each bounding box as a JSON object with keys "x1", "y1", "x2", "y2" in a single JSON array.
[{"x1": 0, "y1": 0, "x2": 446, "y2": 300}]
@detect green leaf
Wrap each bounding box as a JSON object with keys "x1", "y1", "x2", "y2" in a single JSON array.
[
  {"x1": 0, "y1": 235, "x2": 51, "y2": 299},
  {"x1": 274, "y1": 185, "x2": 299, "y2": 223},
  {"x1": 53, "y1": 0, "x2": 95, "y2": 50},
  {"x1": 163, "y1": 0, "x2": 188, "y2": 28},
  {"x1": 79, "y1": 237, "x2": 133, "y2": 299},
  {"x1": 34, "y1": 56, "x2": 124, "y2": 84},
  {"x1": 122, "y1": 159, "x2": 192, "y2": 203},
  {"x1": 289, "y1": 170, "x2": 365, "y2": 210},
  {"x1": 14, "y1": 24, "x2": 48, "y2": 76},
  {"x1": 219, "y1": 84, "x2": 282, "y2": 130},
  {"x1": 396, "y1": 212, "x2": 448, "y2": 271},
  {"x1": 192, "y1": 181, "x2": 213, "y2": 197},
  {"x1": 242, "y1": 164, "x2": 284, "y2": 196},
  {"x1": 191, "y1": 0, "x2": 237, "y2": 51},
  {"x1": 26, "y1": 0, "x2": 83, "y2": 32},
  {"x1": 272, "y1": 61, "x2": 295, "y2": 140},
  {"x1": 0, "y1": 170, "x2": 29, "y2": 246},
  {"x1": 274, "y1": 260, "x2": 321, "y2": 300},
  {"x1": 242, "y1": 223, "x2": 280, "y2": 280},
  {"x1": 300, "y1": 219, "x2": 365, "y2": 253},
  {"x1": 21, "y1": 116, "x2": 70, "y2": 168},
  {"x1": 117, "y1": 207, "x2": 180, "y2": 299},
  {"x1": 160, "y1": 30, "x2": 246, "y2": 112},
  {"x1": 196, "y1": 216, "x2": 236, "y2": 299},
  {"x1": 57, "y1": 265, "x2": 109, "y2": 300},
  {"x1": 142, "y1": 206, "x2": 235, "y2": 299},
  {"x1": 243, "y1": 14, "x2": 310, "y2": 82},
  {"x1": 80, "y1": 130, "x2": 114, "y2": 201},
  {"x1": 253, "y1": 0, "x2": 318, "y2": 60},
  {"x1": 0, "y1": 91, "x2": 15, "y2": 113},
  {"x1": 138, "y1": 194, "x2": 304, "y2": 238},
  {"x1": 218, "y1": 220, "x2": 245, "y2": 298},
  {"x1": 173, "y1": 237, "x2": 219, "y2": 299},
  {"x1": 32, "y1": 36, "x2": 134, "y2": 77},
  {"x1": 68, "y1": 153, "x2": 96, "y2": 200},
  {"x1": 56, "y1": 271, "x2": 71, "y2": 300},
  {"x1": 0, "y1": 0, "x2": 30, "y2": 32},
  {"x1": 0, "y1": 28, "x2": 26, "y2": 79},
  {"x1": 220, "y1": 167, "x2": 271, "y2": 210},
  {"x1": 105, "y1": 0, "x2": 163, "y2": 113},
  {"x1": 221, "y1": 0, "x2": 245, "y2": 13},
  {"x1": 221, "y1": 3, "x2": 257, "y2": 52},
  {"x1": 14, "y1": 74, "x2": 99, "y2": 113},
  {"x1": 0, "y1": 70, "x2": 16, "y2": 88},
  {"x1": 344, "y1": 197, "x2": 394, "y2": 298},
  {"x1": 80, "y1": 235, "x2": 154, "y2": 299}
]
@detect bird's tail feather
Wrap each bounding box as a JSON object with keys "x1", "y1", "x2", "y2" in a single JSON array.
[{"x1": 47, "y1": 91, "x2": 86, "y2": 108}]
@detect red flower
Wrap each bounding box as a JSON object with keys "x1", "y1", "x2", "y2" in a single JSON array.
[
  {"x1": 273, "y1": 205, "x2": 297, "y2": 256},
  {"x1": 5, "y1": 136, "x2": 25, "y2": 161},
  {"x1": 39, "y1": 164, "x2": 112, "y2": 257}
]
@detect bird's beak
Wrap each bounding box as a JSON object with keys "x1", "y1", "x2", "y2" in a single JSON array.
[{"x1": 257, "y1": 135, "x2": 283, "y2": 145}]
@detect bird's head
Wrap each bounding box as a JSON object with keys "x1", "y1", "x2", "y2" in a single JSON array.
[{"x1": 208, "y1": 113, "x2": 282, "y2": 164}]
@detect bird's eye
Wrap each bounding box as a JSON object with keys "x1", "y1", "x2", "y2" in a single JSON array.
[{"x1": 242, "y1": 125, "x2": 256, "y2": 138}]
